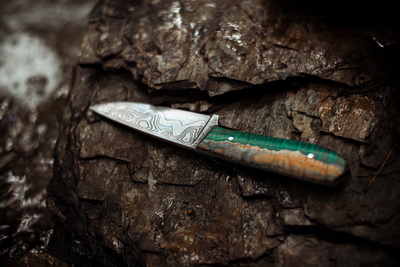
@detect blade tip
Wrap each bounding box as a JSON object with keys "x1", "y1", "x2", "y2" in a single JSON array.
[
  {"x1": 89, "y1": 104, "x2": 102, "y2": 114},
  {"x1": 89, "y1": 103, "x2": 101, "y2": 108}
]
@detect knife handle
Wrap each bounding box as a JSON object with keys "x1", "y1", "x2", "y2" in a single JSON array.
[{"x1": 196, "y1": 126, "x2": 347, "y2": 185}]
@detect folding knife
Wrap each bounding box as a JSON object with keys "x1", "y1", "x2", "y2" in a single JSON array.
[{"x1": 90, "y1": 102, "x2": 348, "y2": 186}]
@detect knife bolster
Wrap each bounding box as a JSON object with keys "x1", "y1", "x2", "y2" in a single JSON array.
[{"x1": 197, "y1": 126, "x2": 347, "y2": 185}]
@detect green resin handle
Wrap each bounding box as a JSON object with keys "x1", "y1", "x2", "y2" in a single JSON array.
[{"x1": 197, "y1": 126, "x2": 347, "y2": 185}]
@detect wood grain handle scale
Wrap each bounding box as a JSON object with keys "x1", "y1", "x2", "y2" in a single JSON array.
[{"x1": 197, "y1": 126, "x2": 347, "y2": 185}]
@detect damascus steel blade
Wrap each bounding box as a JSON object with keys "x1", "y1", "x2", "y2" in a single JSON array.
[{"x1": 90, "y1": 102, "x2": 219, "y2": 148}]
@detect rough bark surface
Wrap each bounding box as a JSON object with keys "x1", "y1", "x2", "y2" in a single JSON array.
[{"x1": 48, "y1": 0, "x2": 400, "y2": 266}]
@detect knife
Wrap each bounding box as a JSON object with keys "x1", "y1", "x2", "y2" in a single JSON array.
[{"x1": 90, "y1": 102, "x2": 348, "y2": 186}]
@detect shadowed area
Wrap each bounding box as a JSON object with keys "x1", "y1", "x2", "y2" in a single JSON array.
[{"x1": 1, "y1": 0, "x2": 400, "y2": 266}]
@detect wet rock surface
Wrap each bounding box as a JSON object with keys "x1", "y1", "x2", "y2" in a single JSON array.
[{"x1": 44, "y1": 0, "x2": 400, "y2": 266}]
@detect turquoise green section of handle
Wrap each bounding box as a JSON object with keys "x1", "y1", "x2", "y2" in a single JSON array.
[{"x1": 197, "y1": 126, "x2": 347, "y2": 185}]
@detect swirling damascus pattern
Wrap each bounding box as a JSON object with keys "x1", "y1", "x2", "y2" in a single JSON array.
[{"x1": 93, "y1": 103, "x2": 210, "y2": 146}]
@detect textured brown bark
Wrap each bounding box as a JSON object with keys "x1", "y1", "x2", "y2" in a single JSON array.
[{"x1": 48, "y1": 0, "x2": 400, "y2": 266}]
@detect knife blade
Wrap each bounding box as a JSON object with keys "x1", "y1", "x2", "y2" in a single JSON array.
[{"x1": 90, "y1": 102, "x2": 348, "y2": 186}]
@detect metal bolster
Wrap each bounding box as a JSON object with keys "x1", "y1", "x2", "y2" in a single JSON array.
[{"x1": 191, "y1": 115, "x2": 219, "y2": 148}]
